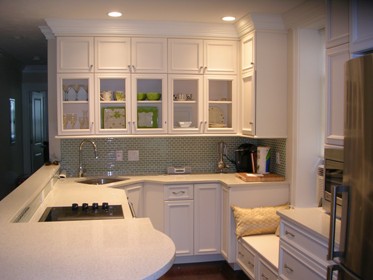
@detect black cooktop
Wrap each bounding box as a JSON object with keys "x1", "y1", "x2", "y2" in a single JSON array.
[{"x1": 39, "y1": 203, "x2": 124, "y2": 222}]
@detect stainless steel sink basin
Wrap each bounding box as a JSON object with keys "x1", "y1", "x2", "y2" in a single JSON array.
[{"x1": 77, "y1": 177, "x2": 129, "y2": 185}]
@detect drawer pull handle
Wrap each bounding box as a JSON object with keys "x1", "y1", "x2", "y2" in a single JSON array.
[
  {"x1": 284, "y1": 264, "x2": 294, "y2": 273},
  {"x1": 172, "y1": 191, "x2": 186, "y2": 195},
  {"x1": 247, "y1": 260, "x2": 254, "y2": 268},
  {"x1": 285, "y1": 230, "x2": 295, "y2": 238},
  {"x1": 261, "y1": 274, "x2": 269, "y2": 280},
  {"x1": 238, "y1": 252, "x2": 244, "y2": 257}
]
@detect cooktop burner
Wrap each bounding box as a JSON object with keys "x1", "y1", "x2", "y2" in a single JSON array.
[{"x1": 39, "y1": 203, "x2": 124, "y2": 222}]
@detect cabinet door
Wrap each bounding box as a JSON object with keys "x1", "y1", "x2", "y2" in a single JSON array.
[
  {"x1": 57, "y1": 37, "x2": 94, "y2": 73},
  {"x1": 221, "y1": 186, "x2": 231, "y2": 261},
  {"x1": 143, "y1": 183, "x2": 164, "y2": 232},
  {"x1": 131, "y1": 74, "x2": 168, "y2": 134},
  {"x1": 350, "y1": 0, "x2": 373, "y2": 53},
  {"x1": 131, "y1": 38, "x2": 167, "y2": 73},
  {"x1": 164, "y1": 200, "x2": 194, "y2": 256},
  {"x1": 168, "y1": 39, "x2": 204, "y2": 74},
  {"x1": 326, "y1": 0, "x2": 349, "y2": 48},
  {"x1": 241, "y1": 71, "x2": 255, "y2": 136},
  {"x1": 57, "y1": 74, "x2": 94, "y2": 135},
  {"x1": 204, "y1": 75, "x2": 237, "y2": 134},
  {"x1": 326, "y1": 43, "x2": 350, "y2": 146},
  {"x1": 204, "y1": 40, "x2": 237, "y2": 75},
  {"x1": 241, "y1": 33, "x2": 255, "y2": 73},
  {"x1": 95, "y1": 74, "x2": 131, "y2": 134},
  {"x1": 95, "y1": 37, "x2": 131, "y2": 72},
  {"x1": 168, "y1": 74, "x2": 203, "y2": 133},
  {"x1": 125, "y1": 184, "x2": 143, "y2": 218},
  {"x1": 194, "y1": 184, "x2": 220, "y2": 255}
]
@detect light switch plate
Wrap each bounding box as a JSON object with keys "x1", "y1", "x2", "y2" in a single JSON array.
[{"x1": 128, "y1": 150, "x2": 139, "y2": 161}]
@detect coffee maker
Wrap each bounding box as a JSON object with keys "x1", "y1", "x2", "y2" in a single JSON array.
[{"x1": 235, "y1": 143, "x2": 257, "y2": 173}]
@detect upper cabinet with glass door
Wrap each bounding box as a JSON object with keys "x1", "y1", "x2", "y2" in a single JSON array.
[
  {"x1": 204, "y1": 76, "x2": 237, "y2": 134},
  {"x1": 131, "y1": 74, "x2": 168, "y2": 134},
  {"x1": 168, "y1": 75, "x2": 203, "y2": 133},
  {"x1": 95, "y1": 74, "x2": 131, "y2": 134},
  {"x1": 57, "y1": 74, "x2": 94, "y2": 135},
  {"x1": 168, "y1": 39, "x2": 237, "y2": 75}
]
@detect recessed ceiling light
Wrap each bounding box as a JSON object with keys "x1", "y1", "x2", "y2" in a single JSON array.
[
  {"x1": 108, "y1": 11, "x2": 122, "y2": 18},
  {"x1": 222, "y1": 16, "x2": 236, "y2": 22}
]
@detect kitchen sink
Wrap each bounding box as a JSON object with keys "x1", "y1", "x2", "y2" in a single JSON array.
[{"x1": 77, "y1": 177, "x2": 129, "y2": 185}]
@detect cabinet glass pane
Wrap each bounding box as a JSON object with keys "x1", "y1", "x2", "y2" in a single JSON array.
[
  {"x1": 99, "y1": 78, "x2": 127, "y2": 130},
  {"x1": 136, "y1": 79, "x2": 163, "y2": 129},
  {"x1": 172, "y1": 79, "x2": 199, "y2": 129},
  {"x1": 208, "y1": 79, "x2": 233, "y2": 129},
  {"x1": 62, "y1": 78, "x2": 89, "y2": 130}
]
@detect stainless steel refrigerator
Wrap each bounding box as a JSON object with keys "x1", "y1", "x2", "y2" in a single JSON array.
[{"x1": 327, "y1": 53, "x2": 373, "y2": 279}]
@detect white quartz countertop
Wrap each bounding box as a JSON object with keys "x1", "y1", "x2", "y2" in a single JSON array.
[
  {"x1": 0, "y1": 166, "x2": 288, "y2": 280},
  {"x1": 0, "y1": 166, "x2": 176, "y2": 280},
  {"x1": 277, "y1": 207, "x2": 340, "y2": 244}
]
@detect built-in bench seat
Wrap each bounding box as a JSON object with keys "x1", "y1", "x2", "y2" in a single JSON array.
[{"x1": 237, "y1": 234, "x2": 279, "y2": 280}]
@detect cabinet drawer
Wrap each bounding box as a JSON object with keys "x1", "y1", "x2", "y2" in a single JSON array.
[
  {"x1": 237, "y1": 240, "x2": 255, "y2": 278},
  {"x1": 280, "y1": 249, "x2": 324, "y2": 280},
  {"x1": 258, "y1": 259, "x2": 278, "y2": 280},
  {"x1": 281, "y1": 222, "x2": 328, "y2": 262},
  {"x1": 164, "y1": 184, "x2": 194, "y2": 200}
]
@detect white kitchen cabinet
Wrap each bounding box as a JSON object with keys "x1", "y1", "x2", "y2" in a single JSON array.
[
  {"x1": 350, "y1": 0, "x2": 373, "y2": 54},
  {"x1": 94, "y1": 37, "x2": 131, "y2": 72},
  {"x1": 131, "y1": 37, "x2": 167, "y2": 73},
  {"x1": 326, "y1": 0, "x2": 350, "y2": 48},
  {"x1": 124, "y1": 184, "x2": 143, "y2": 218},
  {"x1": 204, "y1": 75, "x2": 237, "y2": 134},
  {"x1": 164, "y1": 184, "x2": 194, "y2": 256},
  {"x1": 194, "y1": 183, "x2": 221, "y2": 255},
  {"x1": 278, "y1": 218, "x2": 336, "y2": 280},
  {"x1": 95, "y1": 37, "x2": 167, "y2": 73},
  {"x1": 164, "y1": 183, "x2": 221, "y2": 257},
  {"x1": 95, "y1": 74, "x2": 131, "y2": 134},
  {"x1": 143, "y1": 182, "x2": 164, "y2": 232},
  {"x1": 57, "y1": 37, "x2": 94, "y2": 73},
  {"x1": 237, "y1": 235, "x2": 279, "y2": 280},
  {"x1": 57, "y1": 74, "x2": 94, "y2": 135},
  {"x1": 168, "y1": 75, "x2": 203, "y2": 133},
  {"x1": 221, "y1": 183, "x2": 289, "y2": 264},
  {"x1": 240, "y1": 31, "x2": 287, "y2": 138},
  {"x1": 325, "y1": 43, "x2": 350, "y2": 146},
  {"x1": 131, "y1": 74, "x2": 168, "y2": 134},
  {"x1": 168, "y1": 39, "x2": 237, "y2": 75}
]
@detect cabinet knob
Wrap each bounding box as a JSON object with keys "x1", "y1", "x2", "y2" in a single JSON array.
[
  {"x1": 127, "y1": 65, "x2": 132, "y2": 72},
  {"x1": 132, "y1": 65, "x2": 136, "y2": 72}
]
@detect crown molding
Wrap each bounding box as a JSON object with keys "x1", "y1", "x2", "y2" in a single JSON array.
[
  {"x1": 44, "y1": 19, "x2": 239, "y2": 39},
  {"x1": 235, "y1": 13, "x2": 286, "y2": 38},
  {"x1": 39, "y1": 25, "x2": 54, "y2": 40},
  {"x1": 282, "y1": 0, "x2": 325, "y2": 29}
]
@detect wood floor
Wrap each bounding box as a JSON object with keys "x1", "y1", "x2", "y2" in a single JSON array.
[{"x1": 159, "y1": 261, "x2": 249, "y2": 280}]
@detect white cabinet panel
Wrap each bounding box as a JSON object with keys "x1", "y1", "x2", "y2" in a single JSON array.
[
  {"x1": 326, "y1": 0, "x2": 350, "y2": 48},
  {"x1": 168, "y1": 39, "x2": 203, "y2": 74},
  {"x1": 164, "y1": 200, "x2": 194, "y2": 256},
  {"x1": 95, "y1": 37, "x2": 131, "y2": 72},
  {"x1": 325, "y1": 43, "x2": 350, "y2": 146},
  {"x1": 194, "y1": 184, "x2": 220, "y2": 255},
  {"x1": 57, "y1": 37, "x2": 94, "y2": 72},
  {"x1": 204, "y1": 40, "x2": 237, "y2": 75},
  {"x1": 350, "y1": 0, "x2": 373, "y2": 53},
  {"x1": 131, "y1": 38, "x2": 167, "y2": 73},
  {"x1": 124, "y1": 184, "x2": 143, "y2": 218}
]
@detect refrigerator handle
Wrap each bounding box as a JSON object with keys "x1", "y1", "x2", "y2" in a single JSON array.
[{"x1": 328, "y1": 184, "x2": 349, "y2": 260}]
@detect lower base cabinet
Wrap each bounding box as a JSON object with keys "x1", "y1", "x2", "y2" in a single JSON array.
[{"x1": 164, "y1": 183, "x2": 221, "y2": 257}]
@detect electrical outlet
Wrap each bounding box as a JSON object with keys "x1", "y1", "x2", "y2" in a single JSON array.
[
  {"x1": 116, "y1": 150, "x2": 123, "y2": 161},
  {"x1": 128, "y1": 150, "x2": 139, "y2": 161},
  {"x1": 276, "y1": 152, "x2": 281, "y2": 165}
]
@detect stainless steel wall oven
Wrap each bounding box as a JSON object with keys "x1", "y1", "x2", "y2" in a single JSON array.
[{"x1": 322, "y1": 147, "x2": 344, "y2": 217}]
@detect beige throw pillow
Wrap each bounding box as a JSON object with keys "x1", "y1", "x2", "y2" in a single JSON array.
[{"x1": 231, "y1": 204, "x2": 289, "y2": 238}]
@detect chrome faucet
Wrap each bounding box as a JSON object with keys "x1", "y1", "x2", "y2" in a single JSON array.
[{"x1": 78, "y1": 139, "x2": 98, "y2": 177}]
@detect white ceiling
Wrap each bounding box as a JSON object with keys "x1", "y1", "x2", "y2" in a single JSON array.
[{"x1": 0, "y1": 0, "x2": 306, "y2": 66}]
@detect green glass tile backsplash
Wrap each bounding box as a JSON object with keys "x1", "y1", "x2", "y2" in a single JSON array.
[{"x1": 60, "y1": 137, "x2": 286, "y2": 177}]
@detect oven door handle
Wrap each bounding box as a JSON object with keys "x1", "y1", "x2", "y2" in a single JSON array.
[{"x1": 328, "y1": 184, "x2": 348, "y2": 260}]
